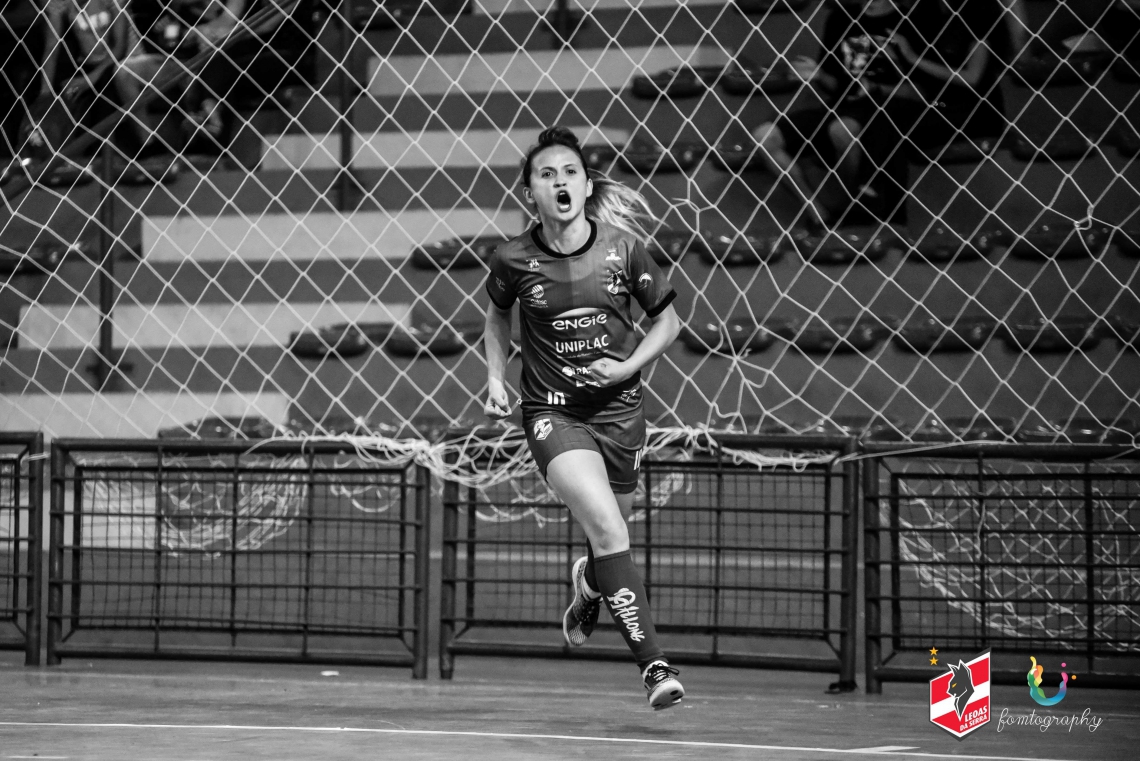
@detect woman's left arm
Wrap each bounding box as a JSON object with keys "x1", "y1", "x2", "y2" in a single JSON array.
[{"x1": 588, "y1": 303, "x2": 681, "y2": 387}]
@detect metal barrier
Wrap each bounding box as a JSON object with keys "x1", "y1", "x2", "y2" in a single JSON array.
[
  {"x1": 863, "y1": 443, "x2": 1140, "y2": 692},
  {"x1": 440, "y1": 433, "x2": 859, "y2": 690},
  {"x1": 47, "y1": 439, "x2": 430, "y2": 676},
  {"x1": 0, "y1": 432, "x2": 44, "y2": 665}
]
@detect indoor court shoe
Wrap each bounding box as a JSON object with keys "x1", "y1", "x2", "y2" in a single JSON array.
[
  {"x1": 562, "y1": 555, "x2": 601, "y2": 647},
  {"x1": 642, "y1": 660, "x2": 685, "y2": 711}
]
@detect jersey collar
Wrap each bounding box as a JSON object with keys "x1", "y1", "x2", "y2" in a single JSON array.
[{"x1": 531, "y1": 220, "x2": 597, "y2": 259}]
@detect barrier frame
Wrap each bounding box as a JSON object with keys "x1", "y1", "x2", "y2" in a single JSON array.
[
  {"x1": 439, "y1": 432, "x2": 859, "y2": 691},
  {"x1": 47, "y1": 438, "x2": 430, "y2": 676},
  {"x1": 862, "y1": 442, "x2": 1140, "y2": 692},
  {"x1": 0, "y1": 432, "x2": 44, "y2": 665}
]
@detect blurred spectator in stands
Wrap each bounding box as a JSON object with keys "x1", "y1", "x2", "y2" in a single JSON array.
[
  {"x1": 890, "y1": 0, "x2": 1011, "y2": 153},
  {"x1": 2, "y1": 0, "x2": 45, "y2": 178},
  {"x1": 1067, "y1": 1, "x2": 1140, "y2": 64},
  {"x1": 754, "y1": 0, "x2": 942, "y2": 228},
  {"x1": 31, "y1": 0, "x2": 166, "y2": 161},
  {"x1": 998, "y1": 0, "x2": 1031, "y2": 53},
  {"x1": 133, "y1": 0, "x2": 313, "y2": 154},
  {"x1": 1021, "y1": 0, "x2": 1138, "y2": 59}
]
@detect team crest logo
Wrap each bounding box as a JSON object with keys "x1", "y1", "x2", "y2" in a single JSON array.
[
  {"x1": 606, "y1": 272, "x2": 622, "y2": 295},
  {"x1": 930, "y1": 650, "x2": 991, "y2": 739},
  {"x1": 533, "y1": 418, "x2": 552, "y2": 441},
  {"x1": 637, "y1": 273, "x2": 652, "y2": 289},
  {"x1": 527, "y1": 258, "x2": 540, "y2": 270}
]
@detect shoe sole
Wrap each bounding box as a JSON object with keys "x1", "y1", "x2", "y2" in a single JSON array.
[
  {"x1": 648, "y1": 679, "x2": 685, "y2": 711},
  {"x1": 561, "y1": 556, "x2": 589, "y2": 647}
]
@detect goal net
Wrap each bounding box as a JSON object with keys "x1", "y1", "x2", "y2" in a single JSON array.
[{"x1": 1, "y1": 0, "x2": 1137, "y2": 452}]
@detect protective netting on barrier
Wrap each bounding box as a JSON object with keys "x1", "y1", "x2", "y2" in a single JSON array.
[
  {"x1": 885, "y1": 456, "x2": 1140, "y2": 651},
  {"x1": 2, "y1": 0, "x2": 1139, "y2": 452}
]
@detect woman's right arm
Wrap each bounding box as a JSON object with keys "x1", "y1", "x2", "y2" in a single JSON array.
[
  {"x1": 41, "y1": 1, "x2": 65, "y2": 93},
  {"x1": 483, "y1": 302, "x2": 513, "y2": 419}
]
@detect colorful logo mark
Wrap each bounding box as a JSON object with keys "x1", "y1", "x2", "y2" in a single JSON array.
[
  {"x1": 930, "y1": 650, "x2": 991, "y2": 739},
  {"x1": 1027, "y1": 656, "x2": 1070, "y2": 706}
]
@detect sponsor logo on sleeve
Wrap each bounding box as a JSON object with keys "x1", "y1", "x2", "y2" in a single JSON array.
[
  {"x1": 606, "y1": 249, "x2": 622, "y2": 262},
  {"x1": 525, "y1": 283, "x2": 547, "y2": 307}
]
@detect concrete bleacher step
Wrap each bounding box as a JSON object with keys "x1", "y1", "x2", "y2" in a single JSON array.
[
  {"x1": 19, "y1": 257, "x2": 488, "y2": 308},
  {"x1": 371, "y1": 2, "x2": 773, "y2": 57},
  {"x1": 259, "y1": 126, "x2": 629, "y2": 172},
  {"x1": 8, "y1": 329, "x2": 1132, "y2": 438},
  {"x1": 16, "y1": 301, "x2": 410, "y2": 351},
  {"x1": 367, "y1": 43, "x2": 727, "y2": 98},
  {"x1": 0, "y1": 389, "x2": 290, "y2": 439},
  {"x1": 141, "y1": 207, "x2": 525, "y2": 263}
]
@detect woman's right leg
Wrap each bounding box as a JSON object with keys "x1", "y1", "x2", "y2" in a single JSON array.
[
  {"x1": 545, "y1": 450, "x2": 663, "y2": 665},
  {"x1": 754, "y1": 120, "x2": 827, "y2": 227}
]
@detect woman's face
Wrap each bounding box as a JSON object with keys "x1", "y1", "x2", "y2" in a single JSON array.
[{"x1": 526, "y1": 144, "x2": 592, "y2": 225}]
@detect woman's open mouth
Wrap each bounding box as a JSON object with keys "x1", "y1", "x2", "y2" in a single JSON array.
[{"x1": 556, "y1": 190, "x2": 572, "y2": 212}]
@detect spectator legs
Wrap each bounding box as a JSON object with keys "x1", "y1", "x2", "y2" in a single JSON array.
[{"x1": 754, "y1": 121, "x2": 828, "y2": 228}]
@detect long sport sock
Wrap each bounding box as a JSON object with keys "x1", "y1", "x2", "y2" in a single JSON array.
[
  {"x1": 584, "y1": 541, "x2": 599, "y2": 596},
  {"x1": 592, "y1": 549, "x2": 665, "y2": 671}
]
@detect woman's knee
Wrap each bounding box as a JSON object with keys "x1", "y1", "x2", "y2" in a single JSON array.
[
  {"x1": 588, "y1": 513, "x2": 629, "y2": 554},
  {"x1": 754, "y1": 122, "x2": 784, "y2": 153},
  {"x1": 828, "y1": 118, "x2": 859, "y2": 148}
]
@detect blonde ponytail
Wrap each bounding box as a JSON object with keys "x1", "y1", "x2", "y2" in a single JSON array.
[{"x1": 584, "y1": 171, "x2": 657, "y2": 245}]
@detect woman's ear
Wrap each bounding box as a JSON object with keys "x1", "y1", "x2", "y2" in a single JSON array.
[{"x1": 586, "y1": 176, "x2": 593, "y2": 197}]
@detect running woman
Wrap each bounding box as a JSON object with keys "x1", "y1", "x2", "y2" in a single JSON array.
[{"x1": 483, "y1": 126, "x2": 685, "y2": 710}]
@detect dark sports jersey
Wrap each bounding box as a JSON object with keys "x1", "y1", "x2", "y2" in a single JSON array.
[{"x1": 486, "y1": 220, "x2": 676, "y2": 422}]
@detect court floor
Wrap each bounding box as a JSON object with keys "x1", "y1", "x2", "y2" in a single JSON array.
[{"x1": 1, "y1": 653, "x2": 1137, "y2": 760}]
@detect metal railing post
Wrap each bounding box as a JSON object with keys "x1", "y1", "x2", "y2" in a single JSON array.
[
  {"x1": 863, "y1": 452, "x2": 882, "y2": 694},
  {"x1": 412, "y1": 464, "x2": 430, "y2": 679}
]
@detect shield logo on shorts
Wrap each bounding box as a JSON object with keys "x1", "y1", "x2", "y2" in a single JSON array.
[
  {"x1": 930, "y1": 650, "x2": 991, "y2": 739},
  {"x1": 533, "y1": 418, "x2": 552, "y2": 441}
]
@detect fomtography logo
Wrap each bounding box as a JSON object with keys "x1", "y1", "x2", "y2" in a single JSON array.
[
  {"x1": 1027, "y1": 656, "x2": 1070, "y2": 706},
  {"x1": 929, "y1": 650, "x2": 990, "y2": 739},
  {"x1": 995, "y1": 657, "x2": 1103, "y2": 734}
]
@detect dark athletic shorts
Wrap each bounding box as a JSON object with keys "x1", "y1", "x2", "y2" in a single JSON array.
[{"x1": 523, "y1": 409, "x2": 646, "y2": 494}]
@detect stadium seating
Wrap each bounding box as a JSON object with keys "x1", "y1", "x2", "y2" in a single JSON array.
[
  {"x1": 1001, "y1": 315, "x2": 1102, "y2": 352},
  {"x1": 893, "y1": 316, "x2": 1000, "y2": 353},
  {"x1": 3, "y1": 0, "x2": 1138, "y2": 438},
  {"x1": 156, "y1": 415, "x2": 281, "y2": 439},
  {"x1": 620, "y1": 139, "x2": 706, "y2": 174},
  {"x1": 631, "y1": 65, "x2": 722, "y2": 99}
]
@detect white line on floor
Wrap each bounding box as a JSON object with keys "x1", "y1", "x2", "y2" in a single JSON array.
[
  {"x1": 852, "y1": 748, "x2": 920, "y2": 753},
  {"x1": 0, "y1": 722, "x2": 1086, "y2": 761}
]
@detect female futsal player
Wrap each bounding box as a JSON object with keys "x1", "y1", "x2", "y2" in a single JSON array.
[{"x1": 482, "y1": 127, "x2": 684, "y2": 710}]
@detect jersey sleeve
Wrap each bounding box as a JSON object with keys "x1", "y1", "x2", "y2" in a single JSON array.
[
  {"x1": 485, "y1": 247, "x2": 517, "y2": 310},
  {"x1": 627, "y1": 238, "x2": 676, "y2": 319}
]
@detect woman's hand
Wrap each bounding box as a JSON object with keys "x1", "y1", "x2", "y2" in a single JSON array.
[
  {"x1": 587, "y1": 358, "x2": 633, "y2": 387},
  {"x1": 791, "y1": 55, "x2": 820, "y2": 83},
  {"x1": 484, "y1": 379, "x2": 513, "y2": 419},
  {"x1": 888, "y1": 33, "x2": 917, "y2": 64}
]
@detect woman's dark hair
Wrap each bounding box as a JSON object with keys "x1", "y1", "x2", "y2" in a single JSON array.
[
  {"x1": 520, "y1": 126, "x2": 588, "y2": 188},
  {"x1": 520, "y1": 126, "x2": 658, "y2": 243}
]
